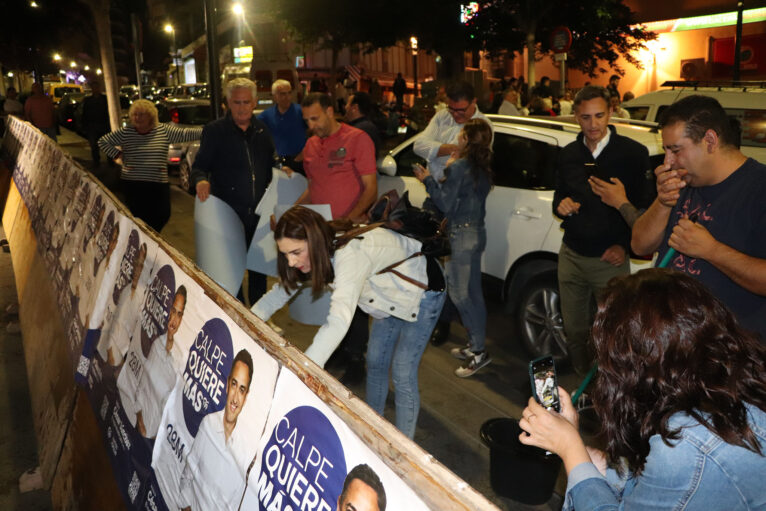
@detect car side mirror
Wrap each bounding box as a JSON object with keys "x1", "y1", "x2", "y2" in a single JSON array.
[{"x1": 379, "y1": 154, "x2": 397, "y2": 176}]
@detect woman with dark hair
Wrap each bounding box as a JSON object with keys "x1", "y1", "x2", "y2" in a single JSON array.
[
  {"x1": 414, "y1": 118, "x2": 493, "y2": 377},
  {"x1": 251, "y1": 206, "x2": 445, "y2": 438},
  {"x1": 519, "y1": 268, "x2": 766, "y2": 510}
]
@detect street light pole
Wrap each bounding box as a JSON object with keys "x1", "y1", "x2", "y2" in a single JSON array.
[
  {"x1": 164, "y1": 23, "x2": 178, "y2": 86},
  {"x1": 410, "y1": 36, "x2": 418, "y2": 100},
  {"x1": 204, "y1": 0, "x2": 223, "y2": 119}
]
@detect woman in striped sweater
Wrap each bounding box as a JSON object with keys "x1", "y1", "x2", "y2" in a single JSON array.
[{"x1": 98, "y1": 99, "x2": 202, "y2": 232}]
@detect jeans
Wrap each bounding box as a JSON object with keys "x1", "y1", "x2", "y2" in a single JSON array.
[
  {"x1": 445, "y1": 226, "x2": 487, "y2": 352},
  {"x1": 121, "y1": 180, "x2": 171, "y2": 233},
  {"x1": 365, "y1": 289, "x2": 446, "y2": 439}
]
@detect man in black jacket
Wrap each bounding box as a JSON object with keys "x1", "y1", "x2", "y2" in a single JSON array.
[
  {"x1": 191, "y1": 78, "x2": 275, "y2": 305},
  {"x1": 553, "y1": 86, "x2": 654, "y2": 375}
]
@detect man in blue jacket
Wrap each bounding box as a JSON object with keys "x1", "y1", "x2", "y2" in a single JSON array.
[{"x1": 191, "y1": 78, "x2": 275, "y2": 304}]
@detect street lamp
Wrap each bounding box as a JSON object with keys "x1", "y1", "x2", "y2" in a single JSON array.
[
  {"x1": 84, "y1": 65, "x2": 90, "y2": 71},
  {"x1": 70, "y1": 61, "x2": 77, "y2": 68},
  {"x1": 53, "y1": 53, "x2": 61, "y2": 61},
  {"x1": 30, "y1": 1, "x2": 39, "y2": 7},
  {"x1": 96, "y1": 68, "x2": 102, "y2": 75},
  {"x1": 232, "y1": 2, "x2": 245, "y2": 47},
  {"x1": 164, "y1": 23, "x2": 179, "y2": 86},
  {"x1": 410, "y1": 36, "x2": 419, "y2": 99}
]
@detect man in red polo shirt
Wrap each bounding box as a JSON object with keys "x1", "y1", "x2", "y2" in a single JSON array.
[
  {"x1": 291, "y1": 92, "x2": 378, "y2": 386},
  {"x1": 294, "y1": 93, "x2": 377, "y2": 222}
]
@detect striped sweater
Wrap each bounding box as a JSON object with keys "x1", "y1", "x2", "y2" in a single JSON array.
[{"x1": 98, "y1": 123, "x2": 202, "y2": 183}]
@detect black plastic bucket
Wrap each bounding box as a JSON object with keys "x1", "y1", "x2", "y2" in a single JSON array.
[{"x1": 480, "y1": 417, "x2": 562, "y2": 505}]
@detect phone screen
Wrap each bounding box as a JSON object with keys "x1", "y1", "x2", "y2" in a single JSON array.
[{"x1": 529, "y1": 356, "x2": 561, "y2": 412}]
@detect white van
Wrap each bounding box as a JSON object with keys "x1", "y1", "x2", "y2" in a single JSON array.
[{"x1": 622, "y1": 81, "x2": 766, "y2": 163}]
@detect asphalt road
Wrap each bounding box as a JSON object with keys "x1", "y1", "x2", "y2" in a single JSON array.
[{"x1": 56, "y1": 125, "x2": 590, "y2": 510}]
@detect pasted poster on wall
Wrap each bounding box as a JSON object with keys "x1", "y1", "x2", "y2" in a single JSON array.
[{"x1": 241, "y1": 369, "x2": 430, "y2": 511}]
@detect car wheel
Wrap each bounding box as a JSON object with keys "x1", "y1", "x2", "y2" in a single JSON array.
[
  {"x1": 179, "y1": 160, "x2": 194, "y2": 195},
  {"x1": 517, "y1": 275, "x2": 568, "y2": 361}
]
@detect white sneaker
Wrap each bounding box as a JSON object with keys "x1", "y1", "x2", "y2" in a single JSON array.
[
  {"x1": 454, "y1": 351, "x2": 491, "y2": 378},
  {"x1": 450, "y1": 344, "x2": 473, "y2": 360}
]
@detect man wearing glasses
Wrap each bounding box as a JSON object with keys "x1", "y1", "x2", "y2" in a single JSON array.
[
  {"x1": 413, "y1": 81, "x2": 491, "y2": 347},
  {"x1": 414, "y1": 81, "x2": 490, "y2": 182}
]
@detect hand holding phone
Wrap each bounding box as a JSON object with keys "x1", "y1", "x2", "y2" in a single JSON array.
[{"x1": 529, "y1": 355, "x2": 561, "y2": 413}]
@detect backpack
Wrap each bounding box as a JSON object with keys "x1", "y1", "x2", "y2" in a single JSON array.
[
  {"x1": 332, "y1": 190, "x2": 449, "y2": 290},
  {"x1": 365, "y1": 189, "x2": 450, "y2": 258}
]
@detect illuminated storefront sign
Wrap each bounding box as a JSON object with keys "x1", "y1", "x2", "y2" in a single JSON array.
[
  {"x1": 641, "y1": 7, "x2": 766, "y2": 33},
  {"x1": 233, "y1": 46, "x2": 253, "y2": 64}
]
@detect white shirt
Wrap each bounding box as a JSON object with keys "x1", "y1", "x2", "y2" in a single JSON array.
[
  {"x1": 181, "y1": 410, "x2": 248, "y2": 511},
  {"x1": 413, "y1": 107, "x2": 490, "y2": 181},
  {"x1": 134, "y1": 335, "x2": 178, "y2": 438},
  {"x1": 585, "y1": 129, "x2": 612, "y2": 159},
  {"x1": 498, "y1": 100, "x2": 520, "y2": 116},
  {"x1": 252, "y1": 228, "x2": 427, "y2": 367}
]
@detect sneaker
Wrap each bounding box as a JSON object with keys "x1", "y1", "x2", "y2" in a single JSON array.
[
  {"x1": 454, "y1": 351, "x2": 492, "y2": 378},
  {"x1": 450, "y1": 344, "x2": 473, "y2": 360}
]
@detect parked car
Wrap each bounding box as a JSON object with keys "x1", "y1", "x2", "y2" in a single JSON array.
[
  {"x1": 171, "y1": 83, "x2": 208, "y2": 99},
  {"x1": 156, "y1": 98, "x2": 209, "y2": 167},
  {"x1": 56, "y1": 91, "x2": 85, "y2": 130},
  {"x1": 47, "y1": 83, "x2": 83, "y2": 104},
  {"x1": 377, "y1": 114, "x2": 664, "y2": 361},
  {"x1": 622, "y1": 81, "x2": 766, "y2": 163}
]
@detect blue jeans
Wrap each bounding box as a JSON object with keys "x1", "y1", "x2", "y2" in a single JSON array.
[
  {"x1": 446, "y1": 226, "x2": 487, "y2": 352},
  {"x1": 365, "y1": 289, "x2": 446, "y2": 439}
]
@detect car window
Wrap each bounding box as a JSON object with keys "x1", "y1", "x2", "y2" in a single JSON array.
[
  {"x1": 491, "y1": 133, "x2": 559, "y2": 190},
  {"x1": 724, "y1": 108, "x2": 766, "y2": 148},
  {"x1": 394, "y1": 143, "x2": 426, "y2": 177},
  {"x1": 175, "y1": 105, "x2": 211, "y2": 125},
  {"x1": 625, "y1": 106, "x2": 649, "y2": 121}
]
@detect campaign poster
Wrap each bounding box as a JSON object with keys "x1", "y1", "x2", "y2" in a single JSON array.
[
  {"x1": 241, "y1": 370, "x2": 431, "y2": 511},
  {"x1": 247, "y1": 168, "x2": 308, "y2": 276},
  {"x1": 193, "y1": 195, "x2": 246, "y2": 296},
  {"x1": 146, "y1": 286, "x2": 279, "y2": 511},
  {"x1": 75, "y1": 209, "x2": 133, "y2": 382},
  {"x1": 38, "y1": 158, "x2": 77, "y2": 263},
  {"x1": 59, "y1": 181, "x2": 110, "y2": 367}
]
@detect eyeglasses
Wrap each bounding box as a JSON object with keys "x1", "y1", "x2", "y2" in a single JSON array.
[{"x1": 448, "y1": 105, "x2": 471, "y2": 114}]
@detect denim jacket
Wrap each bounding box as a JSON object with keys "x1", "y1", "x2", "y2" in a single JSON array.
[
  {"x1": 423, "y1": 158, "x2": 490, "y2": 229},
  {"x1": 564, "y1": 404, "x2": 766, "y2": 510},
  {"x1": 251, "y1": 228, "x2": 427, "y2": 367}
]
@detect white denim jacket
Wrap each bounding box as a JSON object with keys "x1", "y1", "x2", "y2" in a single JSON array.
[{"x1": 251, "y1": 228, "x2": 427, "y2": 367}]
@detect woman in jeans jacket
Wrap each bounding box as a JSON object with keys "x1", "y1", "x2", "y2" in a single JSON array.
[
  {"x1": 251, "y1": 206, "x2": 445, "y2": 438},
  {"x1": 519, "y1": 269, "x2": 766, "y2": 510},
  {"x1": 414, "y1": 118, "x2": 492, "y2": 377}
]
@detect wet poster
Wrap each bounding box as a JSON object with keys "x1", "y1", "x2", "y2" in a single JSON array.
[
  {"x1": 146, "y1": 281, "x2": 279, "y2": 511},
  {"x1": 241, "y1": 370, "x2": 430, "y2": 511}
]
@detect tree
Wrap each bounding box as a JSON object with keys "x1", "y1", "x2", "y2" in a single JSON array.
[{"x1": 468, "y1": 0, "x2": 655, "y2": 85}]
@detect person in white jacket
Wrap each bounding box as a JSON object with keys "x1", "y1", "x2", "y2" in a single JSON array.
[{"x1": 252, "y1": 206, "x2": 445, "y2": 438}]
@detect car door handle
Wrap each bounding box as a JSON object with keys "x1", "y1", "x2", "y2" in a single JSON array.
[{"x1": 513, "y1": 207, "x2": 542, "y2": 219}]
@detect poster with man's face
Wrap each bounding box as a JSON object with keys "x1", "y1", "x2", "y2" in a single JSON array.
[
  {"x1": 145, "y1": 280, "x2": 279, "y2": 511},
  {"x1": 241, "y1": 370, "x2": 430, "y2": 511}
]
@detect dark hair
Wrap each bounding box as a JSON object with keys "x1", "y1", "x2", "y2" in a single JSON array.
[
  {"x1": 349, "y1": 92, "x2": 373, "y2": 116},
  {"x1": 6, "y1": 87, "x2": 16, "y2": 94},
  {"x1": 339, "y1": 464, "x2": 386, "y2": 511},
  {"x1": 540, "y1": 76, "x2": 550, "y2": 84},
  {"x1": 658, "y1": 94, "x2": 740, "y2": 148},
  {"x1": 174, "y1": 285, "x2": 187, "y2": 311},
  {"x1": 274, "y1": 206, "x2": 336, "y2": 298},
  {"x1": 457, "y1": 118, "x2": 493, "y2": 186},
  {"x1": 446, "y1": 81, "x2": 475, "y2": 102},
  {"x1": 610, "y1": 74, "x2": 620, "y2": 82},
  {"x1": 573, "y1": 85, "x2": 610, "y2": 109},
  {"x1": 232, "y1": 349, "x2": 254, "y2": 388},
  {"x1": 301, "y1": 92, "x2": 332, "y2": 110},
  {"x1": 623, "y1": 91, "x2": 635, "y2": 102},
  {"x1": 591, "y1": 269, "x2": 766, "y2": 475}
]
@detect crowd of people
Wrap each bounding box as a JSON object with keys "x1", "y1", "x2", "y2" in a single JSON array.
[{"x1": 5, "y1": 72, "x2": 766, "y2": 506}]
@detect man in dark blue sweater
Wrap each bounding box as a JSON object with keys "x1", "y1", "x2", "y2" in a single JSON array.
[
  {"x1": 553, "y1": 86, "x2": 654, "y2": 375},
  {"x1": 191, "y1": 78, "x2": 275, "y2": 305}
]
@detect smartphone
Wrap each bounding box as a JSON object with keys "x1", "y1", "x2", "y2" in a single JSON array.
[
  {"x1": 529, "y1": 355, "x2": 561, "y2": 412},
  {"x1": 585, "y1": 162, "x2": 598, "y2": 179}
]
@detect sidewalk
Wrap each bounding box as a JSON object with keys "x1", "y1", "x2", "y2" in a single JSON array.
[{"x1": 0, "y1": 225, "x2": 52, "y2": 510}]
